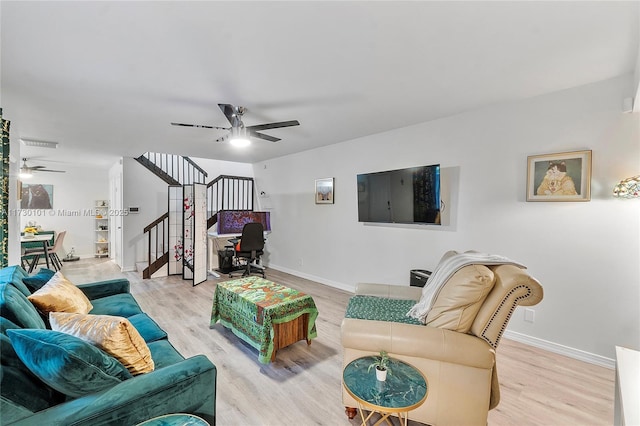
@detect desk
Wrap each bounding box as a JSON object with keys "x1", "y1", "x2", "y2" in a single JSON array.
[
  {"x1": 207, "y1": 231, "x2": 269, "y2": 277},
  {"x1": 21, "y1": 234, "x2": 53, "y2": 271},
  {"x1": 343, "y1": 356, "x2": 428, "y2": 426},
  {"x1": 207, "y1": 231, "x2": 239, "y2": 277},
  {"x1": 210, "y1": 276, "x2": 318, "y2": 363}
]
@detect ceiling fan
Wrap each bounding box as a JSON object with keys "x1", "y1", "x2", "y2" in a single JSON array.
[
  {"x1": 19, "y1": 158, "x2": 66, "y2": 178},
  {"x1": 171, "y1": 103, "x2": 300, "y2": 147}
]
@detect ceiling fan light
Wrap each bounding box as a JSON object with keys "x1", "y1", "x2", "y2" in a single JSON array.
[
  {"x1": 229, "y1": 126, "x2": 250, "y2": 147},
  {"x1": 230, "y1": 137, "x2": 251, "y2": 148},
  {"x1": 19, "y1": 170, "x2": 33, "y2": 179}
]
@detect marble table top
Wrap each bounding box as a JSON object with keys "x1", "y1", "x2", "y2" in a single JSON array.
[{"x1": 343, "y1": 356, "x2": 428, "y2": 412}]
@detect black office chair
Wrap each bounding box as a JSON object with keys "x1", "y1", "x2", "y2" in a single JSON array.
[{"x1": 230, "y1": 223, "x2": 265, "y2": 278}]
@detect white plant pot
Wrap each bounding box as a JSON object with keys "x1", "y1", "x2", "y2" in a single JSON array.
[{"x1": 376, "y1": 368, "x2": 387, "y2": 382}]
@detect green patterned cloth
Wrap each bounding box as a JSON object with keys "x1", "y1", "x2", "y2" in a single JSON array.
[
  {"x1": 345, "y1": 295, "x2": 423, "y2": 325},
  {"x1": 210, "y1": 276, "x2": 318, "y2": 363}
]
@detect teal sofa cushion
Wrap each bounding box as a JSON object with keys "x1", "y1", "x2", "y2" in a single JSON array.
[
  {"x1": 23, "y1": 268, "x2": 56, "y2": 292},
  {"x1": 1, "y1": 318, "x2": 65, "y2": 413},
  {"x1": 89, "y1": 293, "x2": 143, "y2": 317},
  {"x1": 148, "y1": 339, "x2": 185, "y2": 369},
  {"x1": 7, "y1": 329, "x2": 133, "y2": 398},
  {"x1": 0, "y1": 283, "x2": 46, "y2": 329},
  {"x1": 0, "y1": 265, "x2": 31, "y2": 296},
  {"x1": 128, "y1": 313, "x2": 168, "y2": 343},
  {"x1": 1, "y1": 318, "x2": 25, "y2": 370},
  {"x1": 1, "y1": 364, "x2": 66, "y2": 413}
]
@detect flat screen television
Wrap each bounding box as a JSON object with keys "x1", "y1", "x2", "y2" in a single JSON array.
[{"x1": 357, "y1": 164, "x2": 441, "y2": 225}]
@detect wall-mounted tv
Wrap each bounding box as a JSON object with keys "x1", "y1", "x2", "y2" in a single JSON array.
[{"x1": 357, "y1": 164, "x2": 441, "y2": 225}]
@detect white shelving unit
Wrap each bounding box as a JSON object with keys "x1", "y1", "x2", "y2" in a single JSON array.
[{"x1": 95, "y1": 200, "x2": 109, "y2": 258}]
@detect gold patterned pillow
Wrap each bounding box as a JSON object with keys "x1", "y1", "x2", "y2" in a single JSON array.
[
  {"x1": 50, "y1": 312, "x2": 154, "y2": 375},
  {"x1": 27, "y1": 272, "x2": 93, "y2": 315}
]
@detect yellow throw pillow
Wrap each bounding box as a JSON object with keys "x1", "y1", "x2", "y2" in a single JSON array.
[
  {"x1": 27, "y1": 272, "x2": 93, "y2": 315},
  {"x1": 50, "y1": 312, "x2": 154, "y2": 375},
  {"x1": 425, "y1": 264, "x2": 495, "y2": 333}
]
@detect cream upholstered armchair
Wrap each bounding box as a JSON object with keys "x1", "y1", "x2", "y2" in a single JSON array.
[{"x1": 341, "y1": 262, "x2": 543, "y2": 426}]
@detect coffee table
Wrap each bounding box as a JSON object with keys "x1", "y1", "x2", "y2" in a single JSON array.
[
  {"x1": 210, "y1": 276, "x2": 318, "y2": 363},
  {"x1": 343, "y1": 356, "x2": 428, "y2": 426}
]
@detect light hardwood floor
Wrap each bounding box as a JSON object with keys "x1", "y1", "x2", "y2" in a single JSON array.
[{"x1": 61, "y1": 259, "x2": 614, "y2": 426}]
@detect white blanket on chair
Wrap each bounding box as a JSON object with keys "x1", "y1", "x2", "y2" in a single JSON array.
[{"x1": 406, "y1": 251, "x2": 526, "y2": 322}]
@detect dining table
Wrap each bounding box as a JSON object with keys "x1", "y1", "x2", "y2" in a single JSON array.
[{"x1": 20, "y1": 234, "x2": 53, "y2": 271}]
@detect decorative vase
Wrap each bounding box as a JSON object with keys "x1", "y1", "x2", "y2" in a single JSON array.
[
  {"x1": 375, "y1": 367, "x2": 387, "y2": 382},
  {"x1": 24, "y1": 232, "x2": 34, "y2": 238}
]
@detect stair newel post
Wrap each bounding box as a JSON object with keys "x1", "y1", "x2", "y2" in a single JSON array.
[{"x1": 147, "y1": 225, "x2": 151, "y2": 278}]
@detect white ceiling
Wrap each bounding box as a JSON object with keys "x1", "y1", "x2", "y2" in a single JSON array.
[{"x1": 2, "y1": 1, "x2": 639, "y2": 169}]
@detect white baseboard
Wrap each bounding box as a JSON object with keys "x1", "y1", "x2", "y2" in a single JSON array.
[
  {"x1": 504, "y1": 330, "x2": 615, "y2": 369},
  {"x1": 268, "y1": 264, "x2": 355, "y2": 293}
]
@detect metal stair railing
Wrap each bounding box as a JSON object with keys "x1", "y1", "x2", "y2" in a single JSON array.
[
  {"x1": 141, "y1": 175, "x2": 255, "y2": 279},
  {"x1": 135, "y1": 152, "x2": 208, "y2": 185},
  {"x1": 142, "y1": 212, "x2": 169, "y2": 279},
  {"x1": 206, "y1": 175, "x2": 255, "y2": 229}
]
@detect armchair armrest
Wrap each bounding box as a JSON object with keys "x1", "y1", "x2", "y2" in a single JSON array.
[
  {"x1": 356, "y1": 283, "x2": 422, "y2": 301},
  {"x1": 77, "y1": 278, "x2": 131, "y2": 300},
  {"x1": 10, "y1": 355, "x2": 216, "y2": 426},
  {"x1": 341, "y1": 318, "x2": 494, "y2": 370}
]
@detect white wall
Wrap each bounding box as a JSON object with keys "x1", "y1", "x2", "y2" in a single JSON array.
[
  {"x1": 252, "y1": 74, "x2": 640, "y2": 362},
  {"x1": 18, "y1": 165, "x2": 108, "y2": 258},
  {"x1": 121, "y1": 156, "x2": 253, "y2": 271}
]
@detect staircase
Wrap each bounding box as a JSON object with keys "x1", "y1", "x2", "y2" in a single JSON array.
[
  {"x1": 135, "y1": 152, "x2": 208, "y2": 185},
  {"x1": 136, "y1": 153, "x2": 254, "y2": 279}
]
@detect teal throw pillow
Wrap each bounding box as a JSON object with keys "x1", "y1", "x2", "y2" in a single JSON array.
[
  {"x1": 0, "y1": 283, "x2": 46, "y2": 329},
  {"x1": 0, "y1": 265, "x2": 32, "y2": 296},
  {"x1": 7, "y1": 329, "x2": 132, "y2": 398},
  {"x1": 22, "y1": 268, "x2": 55, "y2": 292},
  {"x1": 0, "y1": 318, "x2": 65, "y2": 412}
]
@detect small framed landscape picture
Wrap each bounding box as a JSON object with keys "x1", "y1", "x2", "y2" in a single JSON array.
[
  {"x1": 315, "y1": 178, "x2": 334, "y2": 204},
  {"x1": 526, "y1": 150, "x2": 592, "y2": 202}
]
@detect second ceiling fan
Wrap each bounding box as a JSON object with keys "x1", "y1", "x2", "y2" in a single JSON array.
[
  {"x1": 19, "y1": 158, "x2": 66, "y2": 177},
  {"x1": 171, "y1": 103, "x2": 300, "y2": 147}
]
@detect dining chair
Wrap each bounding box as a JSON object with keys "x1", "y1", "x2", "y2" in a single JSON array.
[{"x1": 26, "y1": 231, "x2": 67, "y2": 273}]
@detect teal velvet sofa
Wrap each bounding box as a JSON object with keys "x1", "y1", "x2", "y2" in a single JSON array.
[{"x1": 0, "y1": 265, "x2": 216, "y2": 425}]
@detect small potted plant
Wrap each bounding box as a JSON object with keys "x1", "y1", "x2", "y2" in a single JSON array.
[
  {"x1": 368, "y1": 350, "x2": 391, "y2": 381},
  {"x1": 23, "y1": 227, "x2": 38, "y2": 238}
]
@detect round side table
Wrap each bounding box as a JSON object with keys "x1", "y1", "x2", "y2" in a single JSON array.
[
  {"x1": 343, "y1": 356, "x2": 428, "y2": 426},
  {"x1": 136, "y1": 413, "x2": 210, "y2": 426}
]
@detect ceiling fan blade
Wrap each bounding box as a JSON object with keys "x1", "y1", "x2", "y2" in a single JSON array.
[
  {"x1": 248, "y1": 130, "x2": 280, "y2": 143},
  {"x1": 38, "y1": 169, "x2": 66, "y2": 173},
  {"x1": 171, "y1": 122, "x2": 228, "y2": 130},
  {"x1": 247, "y1": 120, "x2": 300, "y2": 132},
  {"x1": 218, "y1": 104, "x2": 238, "y2": 126}
]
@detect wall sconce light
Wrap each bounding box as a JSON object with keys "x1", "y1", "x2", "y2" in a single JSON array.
[{"x1": 613, "y1": 175, "x2": 640, "y2": 199}]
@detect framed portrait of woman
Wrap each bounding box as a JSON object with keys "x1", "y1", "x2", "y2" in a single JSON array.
[{"x1": 526, "y1": 150, "x2": 592, "y2": 202}]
